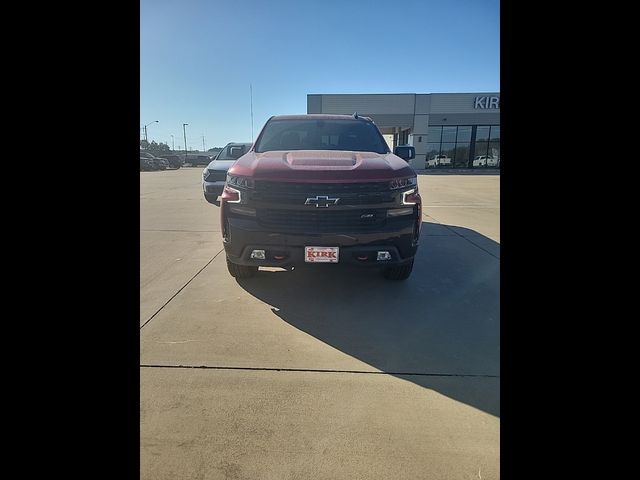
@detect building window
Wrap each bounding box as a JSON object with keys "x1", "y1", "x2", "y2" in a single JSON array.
[
  {"x1": 454, "y1": 142, "x2": 471, "y2": 168},
  {"x1": 476, "y1": 126, "x2": 490, "y2": 142},
  {"x1": 472, "y1": 125, "x2": 500, "y2": 169},
  {"x1": 441, "y1": 126, "x2": 457, "y2": 143},
  {"x1": 426, "y1": 143, "x2": 441, "y2": 166},
  {"x1": 474, "y1": 142, "x2": 488, "y2": 158},
  {"x1": 427, "y1": 126, "x2": 442, "y2": 143},
  {"x1": 425, "y1": 125, "x2": 475, "y2": 169},
  {"x1": 456, "y1": 126, "x2": 472, "y2": 143}
]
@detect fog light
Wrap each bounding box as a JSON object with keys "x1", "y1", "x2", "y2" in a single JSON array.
[
  {"x1": 377, "y1": 251, "x2": 392, "y2": 261},
  {"x1": 250, "y1": 250, "x2": 266, "y2": 259}
]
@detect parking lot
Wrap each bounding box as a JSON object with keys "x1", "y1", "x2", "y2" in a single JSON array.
[{"x1": 140, "y1": 168, "x2": 500, "y2": 479}]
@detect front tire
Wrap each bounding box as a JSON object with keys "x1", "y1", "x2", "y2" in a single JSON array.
[
  {"x1": 226, "y1": 257, "x2": 257, "y2": 278},
  {"x1": 382, "y1": 259, "x2": 414, "y2": 281}
]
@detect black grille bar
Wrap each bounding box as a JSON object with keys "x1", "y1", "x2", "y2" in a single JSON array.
[
  {"x1": 254, "y1": 180, "x2": 389, "y2": 193},
  {"x1": 251, "y1": 181, "x2": 394, "y2": 206},
  {"x1": 257, "y1": 208, "x2": 386, "y2": 232}
]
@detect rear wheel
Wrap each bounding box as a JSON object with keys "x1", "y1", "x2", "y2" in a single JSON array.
[
  {"x1": 382, "y1": 259, "x2": 414, "y2": 281},
  {"x1": 226, "y1": 257, "x2": 257, "y2": 278}
]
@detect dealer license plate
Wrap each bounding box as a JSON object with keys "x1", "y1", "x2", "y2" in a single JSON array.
[{"x1": 305, "y1": 246, "x2": 339, "y2": 263}]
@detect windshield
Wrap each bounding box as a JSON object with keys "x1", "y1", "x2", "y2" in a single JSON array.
[
  {"x1": 254, "y1": 119, "x2": 389, "y2": 154},
  {"x1": 215, "y1": 144, "x2": 252, "y2": 160}
]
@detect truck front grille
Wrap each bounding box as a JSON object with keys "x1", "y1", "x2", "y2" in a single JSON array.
[
  {"x1": 257, "y1": 208, "x2": 386, "y2": 232},
  {"x1": 250, "y1": 181, "x2": 394, "y2": 206}
]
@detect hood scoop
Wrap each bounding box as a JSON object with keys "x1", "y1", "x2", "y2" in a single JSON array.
[{"x1": 284, "y1": 151, "x2": 361, "y2": 169}]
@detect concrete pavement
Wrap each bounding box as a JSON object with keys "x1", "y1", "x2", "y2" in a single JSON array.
[{"x1": 140, "y1": 168, "x2": 500, "y2": 479}]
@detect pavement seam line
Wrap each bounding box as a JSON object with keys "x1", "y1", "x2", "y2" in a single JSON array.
[
  {"x1": 422, "y1": 211, "x2": 499, "y2": 260},
  {"x1": 141, "y1": 229, "x2": 220, "y2": 232},
  {"x1": 423, "y1": 205, "x2": 499, "y2": 208},
  {"x1": 140, "y1": 247, "x2": 225, "y2": 330},
  {"x1": 139, "y1": 364, "x2": 499, "y2": 378}
]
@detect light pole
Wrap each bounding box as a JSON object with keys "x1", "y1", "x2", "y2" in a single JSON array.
[
  {"x1": 144, "y1": 120, "x2": 158, "y2": 142},
  {"x1": 183, "y1": 123, "x2": 188, "y2": 163},
  {"x1": 170, "y1": 135, "x2": 175, "y2": 151}
]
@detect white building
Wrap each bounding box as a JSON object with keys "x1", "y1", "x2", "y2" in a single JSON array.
[{"x1": 307, "y1": 92, "x2": 500, "y2": 170}]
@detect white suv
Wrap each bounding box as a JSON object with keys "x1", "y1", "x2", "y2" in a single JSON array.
[
  {"x1": 473, "y1": 155, "x2": 488, "y2": 167},
  {"x1": 473, "y1": 155, "x2": 499, "y2": 167},
  {"x1": 427, "y1": 154, "x2": 452, "y2": 167},
  {"x1": 202, "y1": 142, "x2": 253, "y2": 204}
]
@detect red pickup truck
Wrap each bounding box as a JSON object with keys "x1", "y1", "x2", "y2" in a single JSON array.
[{"x1": 217, "y1": 114, "x2": 422, "y2": 280}]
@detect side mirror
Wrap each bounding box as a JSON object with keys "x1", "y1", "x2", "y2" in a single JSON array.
[
  {"x1": 229, "y1": 146, "x2": 244, "y2": 159},
  {"x1": 394, "y1": 145, "x2": 415, "y2": 161}
]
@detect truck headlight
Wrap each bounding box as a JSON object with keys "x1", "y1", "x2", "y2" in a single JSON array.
[
  {"x1": 389, "y1": 176, "x2": 417, "y2": 190},
  {"x1": 226, "y1": 175, "x2": 254, "y2": 188}
]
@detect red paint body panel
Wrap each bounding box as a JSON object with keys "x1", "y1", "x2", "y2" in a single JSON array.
[{"x1": 228, "y1": 150, "x2": 414, "y2": 183}]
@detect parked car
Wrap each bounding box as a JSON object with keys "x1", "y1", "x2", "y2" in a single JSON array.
[
  {"x1": 140, "y1": 156, "x2": 155, "y2": 171},
  {"x1": 140, "y1": 151, "x2": 164, "y2": 171},
  {"x1": 214, "y1": 114, "x2": 421, "y2": 281},
  {"x1": 427, "y1": 154, "x2": 452, "y2": 167},
  {"x1": 202, "y1": 142, "x2": 253, "y2": 204},
  {"x1": 186, "y1": 154, "x2": 213, "y2": 167},
  {"x1": 473, "y1": 155, "x2": 499, "y2": 167},
  {"x1": 158, "y1": 154, "x2": 184, "y2": 169},
  {"x1": 473, "y1": 155, "x2": 488, "y2": 167}
]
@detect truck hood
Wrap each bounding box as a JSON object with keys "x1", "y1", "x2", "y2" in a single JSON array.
[
  {"x1": 227, "y1": 150, "x2": 414, "y2": 182},
  {"x1": 205, "y1": 159, "x2": 235, "y2": 171}
]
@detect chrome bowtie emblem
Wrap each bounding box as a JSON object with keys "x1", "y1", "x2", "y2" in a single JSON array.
[{"x1": 304, "y1": 195, "x2": 339, "y2": 208}]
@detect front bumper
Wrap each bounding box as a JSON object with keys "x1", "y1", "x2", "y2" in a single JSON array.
[
  {"x1": 223, "y1": 215, "x2": 418, "y2": 268},
  {"x1": 203, "y1": 181, "x2": 225, "y2": 198}
]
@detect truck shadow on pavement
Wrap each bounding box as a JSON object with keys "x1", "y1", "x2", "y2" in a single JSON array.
[
  {"x1": 414, "y1": 169, "x2": 501, "y2": 176},
  {"x1": 236, "y1": 222, "x2": 500, "y2": 417}
]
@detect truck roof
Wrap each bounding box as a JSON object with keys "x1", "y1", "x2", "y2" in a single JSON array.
[{"x1": 270, "y1": 114, "x2": 373, "y2": 122}]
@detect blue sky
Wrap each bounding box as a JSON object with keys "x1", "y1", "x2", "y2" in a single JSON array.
[{"x1": 140, "y1": 0, "x2": 499, "y2": 150}]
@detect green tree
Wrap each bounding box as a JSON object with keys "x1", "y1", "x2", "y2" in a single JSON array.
[{"x1": 146, "y1": 141, "x2": 171, "y2": 155}]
